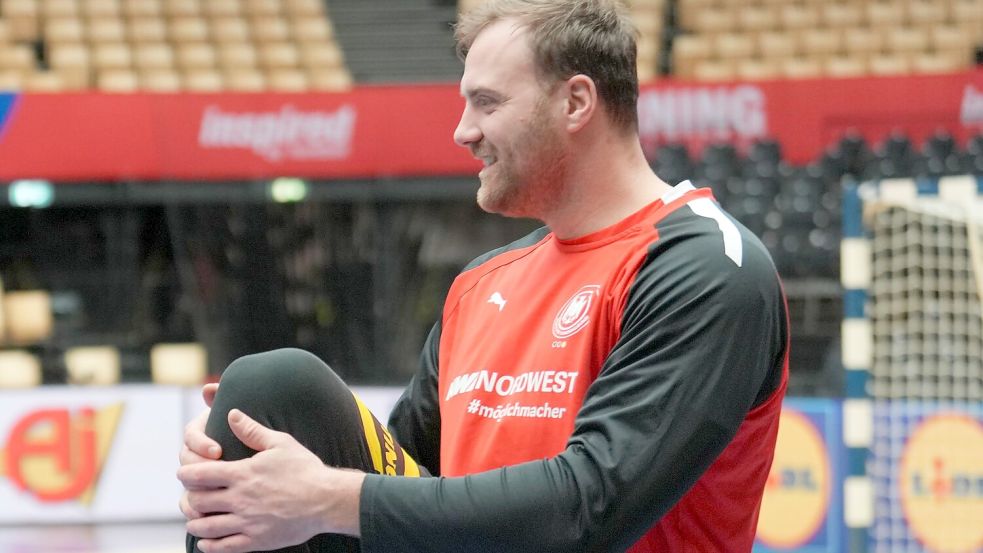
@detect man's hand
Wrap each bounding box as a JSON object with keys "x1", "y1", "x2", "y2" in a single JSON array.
[
  {"x1": 177, "y1": 409, "x2": 366, "y2": 553},
  {"x1": 179, "y1": 383, "x2": 221, "y2": 520}
]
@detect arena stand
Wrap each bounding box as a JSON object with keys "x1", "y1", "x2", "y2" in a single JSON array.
[{"x1": 0, "y1": 0, "x2": 981, "y2": 551}]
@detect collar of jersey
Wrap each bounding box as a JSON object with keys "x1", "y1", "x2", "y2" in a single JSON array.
[{"x1": 553, "y1": 181, "x2": 701, "y2": 252}]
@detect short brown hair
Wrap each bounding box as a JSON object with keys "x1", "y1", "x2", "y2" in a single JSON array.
[{"x1": 455, "y1": 0, "x2": 639, "y2": 132}]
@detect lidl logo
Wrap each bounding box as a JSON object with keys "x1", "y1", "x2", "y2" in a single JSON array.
[
  {"x1": 900, "y1": 414, "x2": 983, "y2": 553},
  {"x1": 756, "y1": 408, "x2": 830, "y2": 549},
  {"x1": 0, "y1": 405, "x2": 123, "y2": 503}
]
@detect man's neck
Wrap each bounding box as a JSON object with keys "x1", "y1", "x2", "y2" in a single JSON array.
[{"x1": 544, "y1": 137, "x2": 673, "y2": 240}]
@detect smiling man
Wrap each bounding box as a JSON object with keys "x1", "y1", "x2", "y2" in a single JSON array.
[{"x1": 178, "y1": 1, "x2": 789, "y2": 552}]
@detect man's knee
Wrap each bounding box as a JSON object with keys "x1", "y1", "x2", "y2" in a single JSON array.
[{"x1": 216, "y1": 348, "x2": 345, "y2": 411}]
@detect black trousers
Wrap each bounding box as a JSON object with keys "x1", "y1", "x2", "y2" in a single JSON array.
[{"x1": 186, "y1": 348, "x2": 427, "y2": 553}]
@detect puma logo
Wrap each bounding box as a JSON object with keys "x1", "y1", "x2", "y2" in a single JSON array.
[{"x1": 487, "y1": 292, "x2": 507, "y2": 312}]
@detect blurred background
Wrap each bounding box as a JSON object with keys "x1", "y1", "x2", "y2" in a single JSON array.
[{"x1": 0, "y1": 0, "x2": 980, "y2": 551}]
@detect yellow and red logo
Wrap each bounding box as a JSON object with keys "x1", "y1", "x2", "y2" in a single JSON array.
[
  {"x1": 900, "y1": 413, "x2": 983, "y2": 553},
  {"x1": 756, "y1": 408, "x2": 831, "y2": 549},
  {"x1": 0, "y1": 404, "x2": 123, "y2": 504}
]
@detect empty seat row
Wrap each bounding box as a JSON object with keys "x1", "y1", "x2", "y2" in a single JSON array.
[
  {"x1": 683, "y1": 50, "x2": 970, "y2": 81},
  {"x1": 0, "y1": 342, "x2": 208, "y2": 387}
]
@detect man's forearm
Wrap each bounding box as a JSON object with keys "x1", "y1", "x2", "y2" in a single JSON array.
[{"x1": 318, "y1": 468, "x2": 367, "y2": 537}]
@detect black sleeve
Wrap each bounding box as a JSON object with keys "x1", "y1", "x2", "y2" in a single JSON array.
[
  {"x1": 386, "y1": 321, "x2": 442, "y2": 475},
  {"x1": 361, "y1": 223, "x2": 787, "y2": 552}
]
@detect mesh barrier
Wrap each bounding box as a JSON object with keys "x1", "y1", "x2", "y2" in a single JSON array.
[{"x1": 866, "y1": 201, "x2": 983, "y2": 401}]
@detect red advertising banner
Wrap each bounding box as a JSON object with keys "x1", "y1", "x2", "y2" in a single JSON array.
[{"x1": 0, "y1": 70, "x2": 980, "y2": 182}]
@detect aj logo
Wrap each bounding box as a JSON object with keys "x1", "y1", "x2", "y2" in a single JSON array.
[{"x1": 0, "y1": 404, "x2": 123, "y2": 503}]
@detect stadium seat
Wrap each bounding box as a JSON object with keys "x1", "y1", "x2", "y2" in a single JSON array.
[
  {"x1": 652, "y1": 143, "x2": 694, "y2": 188},
  {"x1": 781, "y1": 57, "x2": 822, "y2": 79},
  {"x1": 134, "y1": 43, "x2": 176, "y2": 71},
  {"x1": 691, "y1": 9, "x2": 734, "y2": 35},
  {"x1": 140, "y1": 69, "x2": 182, "y2": 91},
  {"x1": 885, "y1": 27, "x2": 930, "y2": 55},
  {"x1": 182, "y1": 69, "x2": 223, "y2": 91},
  {"x1": 251, "y1": 18, "x2": 291, "y2": 44},
  {"x1": 736, "y1": 58, "x2": 781, "y2": 81},
  {"x1": 258, "y1": 42, "x2": 301, "y2": 70},
  {"x1": 671, "y1": 34, "x2": 713, "y2": 78},
  {"x1": 907, "y1": 0, "x2": 948, "y2": 27},
  {"x1": 284, "y1": 0, "x2": 326, "y2": 17},
  {"x1": 737, "y1": 5, "x2": 778, "y2": 33},
  {"x1": 45, "y1": 18, "x2": 86, "y2": 44},
  {"x1": 164, "y1": 0, "x2": 202, "y2": 18},
  {"x1": 177, "y1": 43, "x2": 218, "y2": 70},
  {"x1": 714, "y1": 33, "x2": 755, "y2": 60},
  {"x1": 0, "y1": 71, "x2": 24, "y2": 90},
  {"x1": 244, "y1": 0, "x2": 282, "y2": 18},
  {"x1": 824, "y1": 55, "x2": 867, "y2": 78},
  {"x1": 865, "y1": 2, "x2": 905, "y2": 29},
  {"x1": 3, "y1": 290, "x2": 53, "y2": 344},
  {"x1": 218, "y1": 43, "x2": 259, "y2": 69},
  {"x1": 150, "y1": 342, "x2": 208, "y2": 386},
  {"x1": 868, "y1": 53, "x2": 911, "y2": 76},
  {"x1": 97, "y1": 69, "x2": 139, "y2": 91},
  {"x1": 122, "y1": 0, "x2": 163, "y2": 19},
  {"x1": 800, "y1": 29, "x2": 843, "y2": 59},
  {"x1": 307, "y1": 67, "x2": 352, "y2": 91},
  {"x1": 300, "y1": 43, "x2": 344, "y2": 70},
  {"x1": 0, "y1": 350, "x2": 42, "y2": 388},
  {"x1": 692, "y1": 59, "x2": 736, "y2": 81},
  {"x1": 224, "y1": 68, "x2": 266, "y2": 91},
  {"x1": 170, "y1": 18, "x2": 210, "y2": 43},
  {"x1": 83, "y1": 0, "x2": 121, "y2": 18},
  {"x1": 821, "y1": 3, "x2": 863, "y2": 28},
  {"x1": 912, "y1": 51, "x2": 967, "y2": 74},
  {"x1": 203, "y1": 0, "x2": 243, "y2": 18},
  {"x1": 211, "y1": 18, "x2": 251, "y2": 44},
  {"x1": 292, "y1": 18, "x2": 335, "y2": 44},
  {"x1": 43, "y1": 0, "x2": 77, "y2": 17},
  {"x1": 779, "y1": 4, "x2": 819, "y2": 31},
  {"x1": 88, "y1": 18, "x2": 127, "y2": 43},
  {"x1": 0, "y1": 44, "x2": 36, "y2": 72},
  {"x1": 128, "y1": 18, "x2": 168, "y2": 43},
  {"x1": 65, "y1": 346, "x2": 121, "y2": 385},
  {"x1": 93, "y1": 43, "x2": 132, "y2": 71},
  {"x1": 24, "y1": 71, "x2": 64, "y2": 91},
  {"x1": 843, "y1": 27, "x2": 883, "y2": 57},
  {"x1": 267, "y1": 68, "x2": 309, "y2": 91},
  {"x1": 757, "y1": 31, "x2": 798, "y2": 58}
]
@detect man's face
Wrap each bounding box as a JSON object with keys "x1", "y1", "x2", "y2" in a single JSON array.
[{"x1": 454, "y1": 19, "x2": 569, "y2": 219}]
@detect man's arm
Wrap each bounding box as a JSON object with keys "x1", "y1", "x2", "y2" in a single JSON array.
[
  {"x1": 386, "y1": 321, "x2": 442, "y2": 475},
  {"x1": 359, "y1": 227, "x2": 788, "y2": 552}
]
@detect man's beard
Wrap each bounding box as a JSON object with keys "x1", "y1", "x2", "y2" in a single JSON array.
[{"x1": 475, "y1": 102, "x2": 568, "y2": 219}]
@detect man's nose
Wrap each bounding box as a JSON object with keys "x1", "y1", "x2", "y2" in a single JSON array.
[{"x1": 454, "y1": 107, "x2": 481, "y2": 148}]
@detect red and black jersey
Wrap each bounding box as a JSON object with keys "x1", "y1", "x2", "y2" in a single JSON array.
[{"x1": 360, "y1": 182, "x2": 789, "y2": 552}]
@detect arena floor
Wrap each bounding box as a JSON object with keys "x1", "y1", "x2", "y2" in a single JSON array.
[{"x1": 0, "y1": 522, "x2": 185, "y2": 553}]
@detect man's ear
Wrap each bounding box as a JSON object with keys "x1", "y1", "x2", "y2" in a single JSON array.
[{"x1": 564, "y1": 74, "x2": 597, "y2": 133}]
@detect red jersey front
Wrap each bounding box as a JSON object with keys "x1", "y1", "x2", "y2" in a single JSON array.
[{"x1": 363, "y1": 182, "x2": 790, "y2": 552}]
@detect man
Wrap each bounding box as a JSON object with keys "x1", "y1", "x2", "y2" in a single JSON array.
[{"x1": 178, "y1": 1, "x2": 789, "y2": 551}]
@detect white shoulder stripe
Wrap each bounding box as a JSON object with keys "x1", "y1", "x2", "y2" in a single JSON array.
[{"x1": 686, "y1": 197, "x2": 744, "y2": 267}]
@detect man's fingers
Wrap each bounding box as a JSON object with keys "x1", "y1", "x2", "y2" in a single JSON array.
[
  {"x1": 187, "y1": 513, "x2": 244, "y2": 540},
  {"x1": 196, "y1": 534, "x2": 253, "y2": 553},
  {"x1": 227, "y1": 409, "x2": 282, "y2": 452},
  {"x1": 184, "y1": 412, "x2": 221, "y2": 461},
  {"x1": 186, "y1": 489, "x2": 235, "y2": 516},
  {"x1": 202, "y1": 383, "x2": 219, "y2": 407},
  {"x1": 180, "y1": 444, "x2": 211, "y2": 466},
  {"x1": 179, "y1": 491, "x2": 203, "y2": 520},
  {"x1": 177, "y1": 460, "x2": 236, "y2": 490}
]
